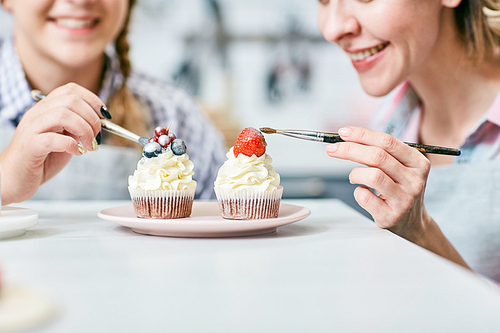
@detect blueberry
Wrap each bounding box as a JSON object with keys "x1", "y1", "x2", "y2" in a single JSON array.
[
  {"x1": 143, "y1": 142, "x2": 162, "y2": 158},
  {"x1": 171, "y1": 139, "x2": 187, "y2": 155}
]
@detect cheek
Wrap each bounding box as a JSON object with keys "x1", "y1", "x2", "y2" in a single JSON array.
[
  {"x1": 106, "y1": 1, "x2": 129, "y2": 40},
  {"x1": 316, "y1": 7, "x2": 327, "y2": 35}
]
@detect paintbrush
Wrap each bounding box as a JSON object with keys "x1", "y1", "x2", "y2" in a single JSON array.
[{"x1": 259, "y1": 127, "x2": 461, "y2": 156}]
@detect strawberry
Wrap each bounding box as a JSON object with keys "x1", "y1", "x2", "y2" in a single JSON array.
[{"x1": 233, "y1": 127, "x2": 267, "y2": 158}]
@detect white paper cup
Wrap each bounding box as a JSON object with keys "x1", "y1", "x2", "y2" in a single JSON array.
[
  {"x1": 128, "y1": 187, "x2": 196, "y2": 219},
  {"x1": 214, "y1": 186, "x2": 283, "y2": 220}
]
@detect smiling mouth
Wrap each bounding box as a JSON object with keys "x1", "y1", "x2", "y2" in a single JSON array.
[
  {"x1": 347, "y1": 42, "x2": 389, "y2": 61},
  {"x1": 51, "y1": 18, "x2": 99, "y2": 29}
]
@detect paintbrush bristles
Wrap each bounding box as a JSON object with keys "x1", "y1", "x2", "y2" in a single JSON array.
[{"x1": 259, "y1": 127, "x2": 276, "y2": 134}]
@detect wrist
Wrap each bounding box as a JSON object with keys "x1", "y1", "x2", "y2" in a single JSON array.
[
  {"x1": 406, "y1": 210, "x2": 433, "y2": 246},
  {"x1": 390, "y1": 208, "x2": 432, "y2": 247}
]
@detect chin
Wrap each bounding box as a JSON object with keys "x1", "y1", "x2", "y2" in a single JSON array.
[
  {"x1": 53, "y1": 51, "x2": 104, "y2": 70},
  {"x1": 358, "y1": 76, "x2": 401, "y2": 98},
  {"x1": 46, "y1": 41, "x2": 105, "y2": 67}
]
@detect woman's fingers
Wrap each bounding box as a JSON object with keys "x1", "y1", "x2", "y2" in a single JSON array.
[
  {"x1": 351, "y1": 186, "x2": 393, "y2": 227},
  {"x1": 338, "y1": 126, "x2": 430, "y2": 169},
  {"x1": 21, "y1": 84, "x2": 105, "y2": 152},
  {"x1": 1, "y1": 83, "x2": 106, "y2": 205},
  {"x1": 326, "y1": 127, "x2": 430, "y2": 186},
  {"x1": 349, "y1": 166, "x2": 419, "y2": 227},
  {"x1": 327, "y1": 141, "x2": 426, "y2": 188},
  {"x1": 324, "y1": 126, "x2": 432, "y2": 231},
  {"x1": 48, "y1": 82, "x2": 107, "y2": 119},
  {"x1": 34, "y1": 132, "x2": 83, "y2": 156}
]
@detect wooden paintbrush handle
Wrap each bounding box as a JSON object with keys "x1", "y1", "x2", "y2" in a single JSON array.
[{"x1": 323, "y1": 133, "x2": 460, "y2": 156}]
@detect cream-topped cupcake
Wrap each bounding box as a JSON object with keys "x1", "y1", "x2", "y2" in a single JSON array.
[
  {"x1": 214, "y1": 127, "x2": 282, "y2": 219},
  {"x1": 128, "y1": 126, "x2": 196, "y2": 219}
]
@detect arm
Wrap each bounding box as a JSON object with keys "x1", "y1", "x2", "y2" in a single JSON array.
[
  {"x1": 0, "y1": 83, "x2": 107, "y2": 205},
  {"x1": 326, "y1": 126, "x2": 469, "y2": 269}
]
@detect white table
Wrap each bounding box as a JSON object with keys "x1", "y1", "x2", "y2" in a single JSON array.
[{"x1": 1, "y1": 199, "x2": 500, "y2": 332}]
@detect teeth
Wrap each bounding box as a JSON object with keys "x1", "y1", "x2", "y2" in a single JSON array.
[
  {"x1": 56, "y1": 18, "x2": 95, "y2": 29},
  {"x1": 348, "y1": 43, "x2": 388, "y2": 61}
]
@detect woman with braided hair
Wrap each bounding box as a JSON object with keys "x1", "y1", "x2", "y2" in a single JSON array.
[
  {"x1": 0, "y1": 0, "x2": 226, "y2": 203},
  {"x1": 318, "y1": 0, "x2": 500, "y2": 281}
]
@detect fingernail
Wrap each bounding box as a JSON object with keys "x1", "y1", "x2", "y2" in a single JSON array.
[
  {"x1": 327, "y1": 143, "x2": 338, "y2": 153},
  {"x1": 100, "y1": 105, "x2": 111, "y2": 119},
  {"x1": 96, "y1": 132, "x2": 101, "y2": 145},
  {"x1": 339, "y1": 127, "x2": 352, "y2": 137},
  {"x1": 92, "y1": 138, "x2": 99, "y2": 152},
  {"x1": 78, "y1": 143, "x2": 88, "y2": 155}
]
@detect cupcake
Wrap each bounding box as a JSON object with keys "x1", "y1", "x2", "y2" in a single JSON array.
[
  {"x1": 214, "y1": 127, "x2": 282, "y2": 219},
  {"x1": 128, "y1": 126, "x2": 196, "y2": 219}
]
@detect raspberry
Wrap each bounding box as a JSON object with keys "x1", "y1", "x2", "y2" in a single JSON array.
[
  {"x1": 233, "y1": 127, "x2": 267, "y2": 158},
  {"x1": 154, "y1": 126, "x2": 168, "y2": 137}
]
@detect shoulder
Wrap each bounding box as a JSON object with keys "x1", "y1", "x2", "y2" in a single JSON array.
[
  {"x1": 126, "y1": 71, "x2": 209, "y2": 125},
  {"x1": 126, "y1": 69, "x2": 226, "y2": 150},
  {"x1": 127, "y1": 71, "x2": 194, "y2": 109}
]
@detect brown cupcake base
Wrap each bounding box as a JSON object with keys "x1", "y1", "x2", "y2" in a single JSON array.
[
  {"x1": 131, "y1": 196, "x2": 194, "y2": 219},
  {"x1": 218, "y1": 198, "x2": 281, "y2": 220}
]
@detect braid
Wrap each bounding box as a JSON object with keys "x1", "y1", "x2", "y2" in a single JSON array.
[
  {"x1": 115, "y1": 3, "x2": 133, "y2": 85},
  {"x1": 483, "y1": 0, "x2": 500, "y2": 36},
  {"x1": 106, "y1": 0, "x2": 151, "y2": 148}
]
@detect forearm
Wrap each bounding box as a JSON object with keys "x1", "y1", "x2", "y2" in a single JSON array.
[{"x1": 394, "y1": 212, "x2": 470, "y2": 270}]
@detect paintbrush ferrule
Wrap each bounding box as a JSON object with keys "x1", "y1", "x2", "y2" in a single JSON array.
[{"x1": 276, "y1": 130, "x2": 325, "y2": 142}]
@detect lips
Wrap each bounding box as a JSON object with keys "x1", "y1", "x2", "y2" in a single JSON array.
[{"x1": 346, "y1": 42, "x2": 390, "y2": 62}]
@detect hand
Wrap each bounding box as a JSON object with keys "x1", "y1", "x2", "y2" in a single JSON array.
[
  {"x1": 0, "y1": 83, "x2": 107, "y2": 204},
  {"x1": 326, "y1": 126, "x2": 432, "y2": 240}
]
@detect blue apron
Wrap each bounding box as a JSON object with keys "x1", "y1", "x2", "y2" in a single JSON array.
[{"x1": 425, "y1": 160, "x2": 500, "y2": 281}]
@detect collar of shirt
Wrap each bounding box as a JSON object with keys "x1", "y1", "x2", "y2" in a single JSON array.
[
  {"x1": 384, "y1": 82, "x2": 500, "y2": 147},
  {"x1": 0, "y1": 37, "x2": 123, "y2": 128}
]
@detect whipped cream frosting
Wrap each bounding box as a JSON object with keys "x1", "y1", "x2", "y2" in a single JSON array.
[
  {"x1": 214, "y1": 147, "x2": 280, "y2": 191},
  {"x1": 128, "y1": 149, "x2": 196, "y2": 191}
]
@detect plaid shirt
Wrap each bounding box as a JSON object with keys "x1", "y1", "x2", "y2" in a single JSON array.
[
  {"x1": 0, "y1": 36, "x2": 226, "y2": 199},
  {"x1": 372, "y1": 81, "x2": 500, "y2": 163}
]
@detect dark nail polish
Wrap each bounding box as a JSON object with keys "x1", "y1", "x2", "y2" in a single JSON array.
[
  {"x1": 100, "y1": 105, "x2": 111, "y2": 119},
  {"x1": 96, "y1": 131, "x2": 102, "y2": 145}
]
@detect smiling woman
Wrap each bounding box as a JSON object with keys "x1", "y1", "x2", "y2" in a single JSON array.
[
  {"x1": 0, "y1": 0, "x2": 226, "y2": 204},
  {"x1": 317, "y1": 0, "x2": 500, "y2": 281}
]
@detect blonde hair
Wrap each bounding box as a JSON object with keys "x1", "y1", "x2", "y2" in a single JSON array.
[
  {"x1": 105, "y1": 0, "x2": 151, "y2": 147},
  {"x1": 455, "y1": 0, "x2": 500, "y2": 62}
]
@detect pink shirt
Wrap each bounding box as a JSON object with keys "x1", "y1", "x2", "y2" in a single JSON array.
[{"x1": 372, "y1": 82, "x2": 500, "y2": 163}]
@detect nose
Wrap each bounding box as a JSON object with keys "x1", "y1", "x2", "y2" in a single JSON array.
[{"x1": 318, "y1": 2, "x2": 360, "y2": 43}]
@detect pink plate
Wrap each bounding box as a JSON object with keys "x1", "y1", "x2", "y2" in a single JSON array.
[{"x1": 98, "y1": 201, "x2": 311, "y2": 238}]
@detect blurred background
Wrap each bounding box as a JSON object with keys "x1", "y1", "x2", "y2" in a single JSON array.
[{"x1": 0, "y1": 0, "x2": 383, "y2": 215}]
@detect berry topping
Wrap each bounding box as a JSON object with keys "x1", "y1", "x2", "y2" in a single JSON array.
[
  {"x1": 167, "y1": 132, "x2": 176, "y2": 141},
  {"x1": 154, "y1": 126, "x2": 168, "y2": 137},
  {"x1": 158, "y1": 134, "x2": 171, "y2": 148},
  {"x1": 233, "y1": 127, "x2": 266, "y2": 158},
  {"x1": 171, "y1": 139, "x2": 187, "y2": 155},
  {"x1": 148, "y1": 136, "x2": 159, "y2": 143},
  {"x1": 143, "y1": 142, "x2": 162, "y2": 158}
]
